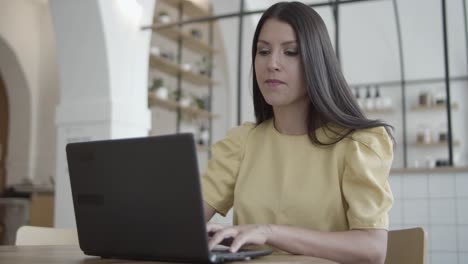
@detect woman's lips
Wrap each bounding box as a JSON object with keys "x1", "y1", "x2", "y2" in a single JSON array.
[{"x1": 265, "y1": 79, "x2": 285, "y2": 88}]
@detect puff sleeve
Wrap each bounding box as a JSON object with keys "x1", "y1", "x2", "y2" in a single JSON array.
[
  {"x1": 342, "y1": 127, "x2": 394, "y2": 229},
  {"x1": 201, "y1": 122, "x2": 255, "y2": 216}
]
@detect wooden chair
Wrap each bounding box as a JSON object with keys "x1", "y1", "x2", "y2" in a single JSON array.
[
  {"x1": 386, "y1": 227, "x2": 427, "y2": 264},
  {"x1": 15, "y1": 225, "x2": 79, "y2": 246}
]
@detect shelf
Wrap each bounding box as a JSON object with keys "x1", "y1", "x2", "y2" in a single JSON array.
[
  {"x1": 150, "y1": 55, "x2": 215, "y2": 86},
  {"x1": 391, "y1": 166, "x2": 468, "y2": 174},
  {"x1": 413, "y1": 140, "x2": 460, "y2": 147},
  {"x1": 411, "y1": 102, "x2": 459, "y2": 111},
  {"x1": 155, "y1": 27, "x2": 216, "y2": 54},
  {"x1": 364, "y1": 108, "x2": 394, "y2": 114},
  {"x1": 149, "y1": 94, "x2": 219, "y2": 120},
  {"x1": 160, "y1": 0, "x2": 211, "y2": 18}
]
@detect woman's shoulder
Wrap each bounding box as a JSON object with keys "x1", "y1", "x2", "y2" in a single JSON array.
[
  {"x1": 350, "y1": 126, "x2": 392, "y2": 144},
  {"x1": 348, "y1": 126, "x2": 394, "y2": 161},
  {"x1": 218, "y1": 122, "x2": 257, "y2": 150},
  {"x1": 226, "y1": 121, "x2": 256, "y2": 138}
]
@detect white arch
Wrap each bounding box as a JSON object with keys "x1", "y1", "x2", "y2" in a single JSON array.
[{"x1": 0, "y1": 36, "x2": 32, "y2": 187}]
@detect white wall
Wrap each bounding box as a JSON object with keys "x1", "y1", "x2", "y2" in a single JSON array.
[
  {"x1": 0, "y1": 0, "x2": 58, "y2": 187},
  {"x1": 36, "y1": 2, "x2": 60, "y2": 186},
  {"x1": 390, "y1": 171, "x2": 468, "y2": 264},
  {"x1": 50, "y1": 0, "x2": 155, "y2": 228}
]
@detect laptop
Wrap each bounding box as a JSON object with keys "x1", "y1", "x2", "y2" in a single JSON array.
[{"x1": 66, "y1": 133, "x2": 273, "y2": 263}]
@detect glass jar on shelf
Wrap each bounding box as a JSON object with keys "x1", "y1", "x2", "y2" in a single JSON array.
[
  {"x1": 438, "y1": 122, "x2": 448, "y2": 142},
  {"x1": 434, "y1": 91, "x2": 446, "y2": 106},
  {"x1": 416, "y1": 125, "x2": 432, "y2": 144},
  {"x1": 418, "y1": 90, "x2": 433, "y2": 107}
]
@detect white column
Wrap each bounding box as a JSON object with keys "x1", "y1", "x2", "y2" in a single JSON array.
[{"x1": 50, "y1": 0, "x2": 155, "y2": 228}]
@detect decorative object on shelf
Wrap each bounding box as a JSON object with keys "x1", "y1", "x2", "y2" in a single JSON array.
[
  {"x1": 181, "y1": 63, "x2": 192, "y2": 72},
  {"x1": 434, "y1": 91, "x2": 446, "y2": 106},
  {"x1": 195, "y1": 56, "x2": 213, "y2": 76},
  {"x1": 438, "y1": 122, "x2": 448, "y2": 142},
  {"x1": 150, "y1": 46, "x2": 161, "y2": 56},
  {"x1": 418, "y1": 91, "x2": 433, "y2": 107},
  {"x1": 198, "y1": 124, "x2": 209, "y2": 146},
  {"x1": 179, "y1": 96, "x2": 192, "y2": 108},
  {"x1": 149, "y1": 78, "x2": 169, "y2": 100},
  {"x1": 416, "y1": 125, "x2": 433, "y2": 144},
  {"x1": 190, "y1": 28, "x2": 203, "y2": 40},
  {"x1": 158, "y1": 10, "x2": 171, "y2": 24},
  {"x1": 425, "y1": 155, "x2": 435, "y2": 168},
  {"x1": 435, "y1": 159, "x2": 450, "y2": 167},
  {"x1": 160, "y1": 51, "x2": 175, "y2": 62}
]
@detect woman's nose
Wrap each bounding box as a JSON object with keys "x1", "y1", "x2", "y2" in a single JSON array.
[{"x1": 267, "y1": 53, "x2": 280, "y2": 72}]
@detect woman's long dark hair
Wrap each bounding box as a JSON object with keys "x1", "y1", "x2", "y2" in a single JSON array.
[{"x1": 252, "y1": 1, "x2": 394, "y2": 145}]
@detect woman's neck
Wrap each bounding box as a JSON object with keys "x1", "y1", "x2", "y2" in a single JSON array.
[{"x1": 272, "y1": 100, "x2": 309, "y2": 135}]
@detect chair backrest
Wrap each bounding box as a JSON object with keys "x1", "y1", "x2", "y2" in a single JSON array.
[
  {"x1": 15, "y1": 225, "x2": 79, "y2": 246},
  {"x1": 386, "y1": 227, "x2": 427, "y2": 264}
]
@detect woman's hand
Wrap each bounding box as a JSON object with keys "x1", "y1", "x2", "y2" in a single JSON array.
[{"x1": 207, "y1": 223, "x2": 273, "y2": 252}]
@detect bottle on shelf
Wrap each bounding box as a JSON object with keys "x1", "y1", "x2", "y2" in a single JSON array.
[
  {"x1": 374, "y1": 85, "x2": 383, "y2": 110},
  {"x1": 382, "y1": 89, "x2": 393, "y2": 110},
  {"x1": 354, "y1": 87, "x2": 363, "y2": 109},
  {"x1": 364, "y1": 85, "x2": 374, "y2": 111},
  {"x1": 416, "y1": 124, "x2": 433, "y2": 144}
]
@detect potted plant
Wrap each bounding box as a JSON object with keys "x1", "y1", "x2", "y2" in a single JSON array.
[
  {"x1": 158, "y1": 10, "x2": 171, "y2": 24},
  {"x1": 170, "y1": 89, "x2": 182, "y2": 101},
  {"x1": 193, "y1": 95, "x2": 205, "y2": 110},
  {"x1": 149, "y1": 78, "x2": 168, "y2": 100}
]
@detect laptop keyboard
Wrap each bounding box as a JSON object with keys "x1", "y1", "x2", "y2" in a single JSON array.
[
  {"x1": 210, "y1": 248, "x2": 272, "y2": 262},
  {"x1": 211, "y1": 249, "x2": 253, "y2": 261}
]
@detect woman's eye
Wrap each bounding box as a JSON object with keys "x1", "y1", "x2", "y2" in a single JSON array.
[
  {"x1": 285, "y1": 50, "x2": 298, "y2": 56},
  {"x1": 257, "y1": 49, "x2": 270, "y2": 56}
]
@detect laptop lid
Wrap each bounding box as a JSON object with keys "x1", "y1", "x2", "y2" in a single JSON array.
[{"x1": 66, "y1": 134, "x2": 212, "y2": 263}]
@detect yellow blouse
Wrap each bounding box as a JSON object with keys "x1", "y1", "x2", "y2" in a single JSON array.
[{"x1": 201, "y1": 119, "x2": 393, "y2": 231}]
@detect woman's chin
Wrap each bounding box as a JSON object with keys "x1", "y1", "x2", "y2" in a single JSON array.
[{"x1": 264, "y1": 99, "x2": 288, "y2": 107}]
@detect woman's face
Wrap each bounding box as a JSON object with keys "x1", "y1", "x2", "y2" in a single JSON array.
[{"x1": 254, "y1": 18, "x2": 308, "y2": 108}]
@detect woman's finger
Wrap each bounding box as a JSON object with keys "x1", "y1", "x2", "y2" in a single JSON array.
[
  {"x1": 208, "y1": 227, "x2": 238, "y2": 250},
  {"x1": 206, "y1": 223, "x2": 229, "y2": 233},
  {"x1": 229, "y1": 231, "x2": 252, "y2": 252}
]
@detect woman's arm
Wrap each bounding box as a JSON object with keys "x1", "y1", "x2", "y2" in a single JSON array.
[
  {"x1": 208, "y1": 224, "x2": 387, "y2": 264},
  {"x1": 203, "y1": 202, "x2": 216, "y2": 222}
]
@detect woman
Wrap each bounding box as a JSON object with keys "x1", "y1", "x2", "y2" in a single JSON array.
[{"x1": 202, "y1": 2, "x2": 394, "y2": 264}]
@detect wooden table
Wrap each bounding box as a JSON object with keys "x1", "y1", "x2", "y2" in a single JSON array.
[{"x1": 0, "y1": 245, "x2": 337, "y2": 263}]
